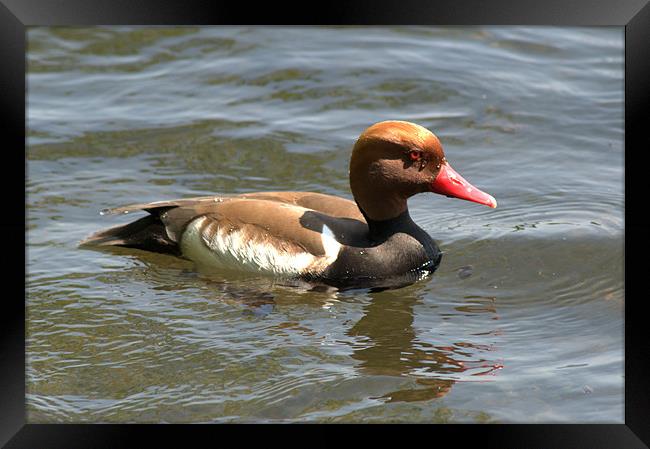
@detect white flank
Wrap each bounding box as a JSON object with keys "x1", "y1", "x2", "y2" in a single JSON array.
[
  {"x1": 180, "y1": 217, "x2": 337, "y2": 276},
  {"x1": 321, "y1": 224, "x2": 342, "y2": 261}
]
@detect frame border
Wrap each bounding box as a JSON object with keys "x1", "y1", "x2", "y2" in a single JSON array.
[{"x1": 4, "y1": 0, "x2": 649, "y2": 447}]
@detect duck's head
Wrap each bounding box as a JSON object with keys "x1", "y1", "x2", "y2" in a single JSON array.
[{"x1": 349, "y1": 120, "x2": 497, "y2": 221}]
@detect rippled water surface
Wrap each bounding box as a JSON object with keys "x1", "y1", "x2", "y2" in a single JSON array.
[{"x1": 27, "y1": 26, "x2": 624, "y2": 423}]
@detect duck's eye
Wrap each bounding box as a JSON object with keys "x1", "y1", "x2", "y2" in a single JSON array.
[{"x1": 409, "y1": 150, "x2": 422, "y2": 161}]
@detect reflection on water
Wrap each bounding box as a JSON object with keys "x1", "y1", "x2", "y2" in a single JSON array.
[
  {"x1": 349, "y1": 289, "x2": 504, "y2": 404},
  {"x1": 350, "y1": 293, "x2": 457, "y2": 402},
  {"x1": 27, "y1": 26, "x2": 623, "y2": 423}
]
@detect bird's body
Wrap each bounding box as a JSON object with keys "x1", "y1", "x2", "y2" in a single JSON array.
[{"x1": 82, "y1": 121, "x2": 496, "y2": 288}]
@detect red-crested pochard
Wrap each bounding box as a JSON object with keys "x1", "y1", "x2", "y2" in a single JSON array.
[{"x1": 82, "y1": 121, "x2": 496, "y2": 287}]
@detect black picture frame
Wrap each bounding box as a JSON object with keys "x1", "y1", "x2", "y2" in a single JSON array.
[{"x1": 4, "y1": 0, "x2": 649, "y2": 447}]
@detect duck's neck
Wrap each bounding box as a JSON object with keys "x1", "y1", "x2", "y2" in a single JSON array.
[
  {"x1": 353, "y1": 192, "x2": 408, "y2": 223},
  {"x1": 359, "y1": 207, "x2": 416, "y2": 242}
]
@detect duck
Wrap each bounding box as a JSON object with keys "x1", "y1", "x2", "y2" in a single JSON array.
[{"x1": 81, "y1": 120, "x2": 496, "y2": 288}]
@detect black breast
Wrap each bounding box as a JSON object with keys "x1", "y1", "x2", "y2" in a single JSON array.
[{"x1": 317, "y1": 210, "x2": 442, "y2": 286}]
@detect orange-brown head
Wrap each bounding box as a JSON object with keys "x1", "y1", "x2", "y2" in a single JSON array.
[{"x1": 349, "y1": 120, "x2": 496, "y2": 221}]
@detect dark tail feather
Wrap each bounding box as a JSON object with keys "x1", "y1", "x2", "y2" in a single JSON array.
[{"x1": 80, "y1": 215, "x2": 180, "y2": 256}]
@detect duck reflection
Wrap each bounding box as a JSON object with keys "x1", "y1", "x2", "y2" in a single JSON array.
[{"x1": 347, "y1": 288, "x2": 501, "y2": 403}]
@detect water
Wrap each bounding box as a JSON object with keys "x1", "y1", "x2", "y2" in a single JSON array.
[{"x1": 26, "y1": 26, "x2": 624, "y2": 423}]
